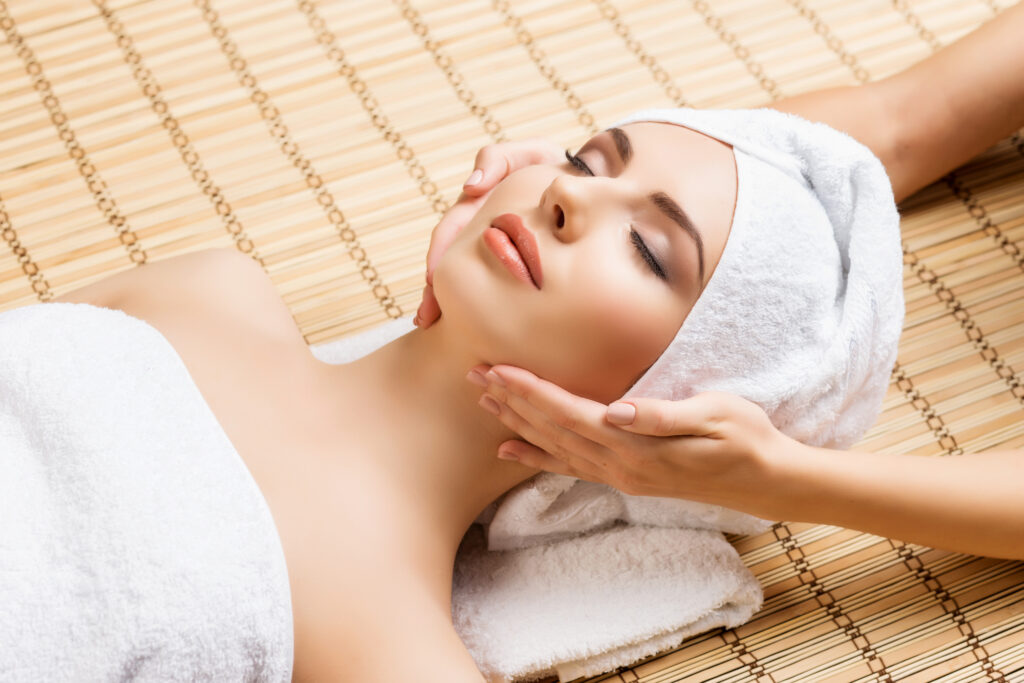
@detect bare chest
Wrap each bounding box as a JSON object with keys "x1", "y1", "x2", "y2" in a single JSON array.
[{"x1": 130, "y1": 305, "x2": 461, "y2": 679}]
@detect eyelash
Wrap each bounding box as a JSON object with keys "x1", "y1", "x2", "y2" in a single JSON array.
[{"x1": 564, "y1": 149, "x2": 667, "y2": 282}]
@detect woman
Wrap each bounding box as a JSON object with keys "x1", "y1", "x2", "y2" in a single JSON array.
[
  {"x1": 46, "y1": 109, "x2": 749, "y2": 683},
  {"x1": 26, "y1": 7, "x2": 1020, "y2": 683},
  {"x1": 419, "y1": 1, "x2": 1024, "y2": 562}
]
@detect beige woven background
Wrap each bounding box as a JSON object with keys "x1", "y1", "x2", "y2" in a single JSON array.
[{"x1": 1, "y1": 0, "x2": 1022, "y2": 681}]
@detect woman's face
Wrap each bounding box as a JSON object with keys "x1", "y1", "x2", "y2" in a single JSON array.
[{"x1": 433, "y1": 121, "x2": 737, "y2": 404}]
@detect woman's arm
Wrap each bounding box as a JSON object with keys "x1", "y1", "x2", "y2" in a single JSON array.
[
  {"x1": 770, "y1": 1, "x2": 1024, "y2": 203},
  {"x1": 471, "y1": 368, "x2": 1024, "y2": 561},
  {"x1": 765, "y1": 445, "x2": 1024, "y2": 560}
]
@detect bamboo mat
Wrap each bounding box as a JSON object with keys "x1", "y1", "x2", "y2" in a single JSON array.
[{"x1": 2, "y1": 0, "x2": 1023, "y2": 681}]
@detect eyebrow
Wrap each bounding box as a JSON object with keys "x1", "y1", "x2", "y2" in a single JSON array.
[{"x1": 606, "y1": 127, "x2": 705, "y2": 286}]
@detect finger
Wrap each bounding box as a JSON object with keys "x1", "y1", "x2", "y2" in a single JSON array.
[
  {"x1": 478, "y1": 391, "x2": 612, "y2": 483},
  {"x1": 414, "y1": 283, "x2": 441, "y2": 328},
  {"x1": 498, "y1": 440, "x2": 595, "y2": 481},
  {"x1": 487, "y1": 365, "x2": 628, "y2": 450},
  {"x1": 425, "y1": 193, "x2": 486, "y2": 284},
  {"x1": 462, "y1": 138, "x2": 564, "y2": 196},
  {"x1": 606, "y1": 394, "x2": 721, "y2": 437}
]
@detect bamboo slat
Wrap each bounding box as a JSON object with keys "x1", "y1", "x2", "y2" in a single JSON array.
[{"x1": 1, "y1": 1, "x2": 1021, "y2": 681}]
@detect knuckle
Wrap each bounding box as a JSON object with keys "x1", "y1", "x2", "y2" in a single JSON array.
[
  {"x1": 553, "y1": 409, "x2": 578, "y2": 431},
  {"x1": 652, "y1": 410, "x2": 674, "y2": 435},
  {"x1": 474, "y1": 144, "x2": 495, "y2": 166}
]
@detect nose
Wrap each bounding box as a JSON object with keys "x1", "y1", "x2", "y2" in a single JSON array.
[{"x1": 541, "y1": 174, "x2": 600, "y2": 241}]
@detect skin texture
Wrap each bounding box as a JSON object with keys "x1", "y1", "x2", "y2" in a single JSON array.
[
  {"x1": 431, "y1": 121, "x2": 736, "y2": 404},
  {"x1": 314, "y1": 120, "x2": 739, "y2": 616},
  {"x1": 321, "y1": 121, "x2": 739, "y2": 559},
  {"x1": 428, "y1": 2, "x2": 1024, "y2": 561},
  {"x1": 291, "y1": 121, "x2": 740, "y2": 681}
]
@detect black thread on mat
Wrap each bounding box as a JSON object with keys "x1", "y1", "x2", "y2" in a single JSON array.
[
  {"x1": 775, "y1": 524, "x2": 895, "y2": 682},
  {"x1": 589, "y1": 0, "x2": 690, "y2": 107},
  {"x1": 296, "y1": 0, "x2": 450, "y2": 217},
  {"x1": 944, "y1": 172, "x2": 1024, "y2": 279},
  {"x1": 489, "y1": 0, "x2": 598, "y2": 135},
  {"x1": 193, "y1": 0, "x2": 402, "y2": 320},
  {"x1": 891, "y1": 363, "x2": 963, "y2": 456},
  {"x1": 892, "y1": 6, "x2": 1015, "y2": 679},
  {"x1": 93, "y1": 0, "x2": 264, "y2": 262},
  {"x1": 786, "y1": 0, "x2": 870, "y2": 83},
  {"x1": 690, "y1": 0, "x2": 782, "y2": 101},
  {"x1": 391, "y1": 0, "x2": 508, "y2": 145},
  {"x1": 0, "y1": 2, "x2": 147, "y2": 266},
  {"x1": 719, "y1": 626, "x2": 777, "y2": 683},
  {"x1": 0, "y1": 192, "x2": 52, "y2": 301},
  {"x1": 889, "y1": 540, "x2": 1006, "y2": 682},
  {"x1": 903, "y1": 229, "x2": 1024, "y2": 410}
]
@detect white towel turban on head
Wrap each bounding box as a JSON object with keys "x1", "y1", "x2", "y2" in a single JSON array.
[
  {"x1": 482, "y1": 106, "x2": 905, "y2": 550},
  {"x1": 615, "y1": 106, "x2": 904, "y2": 449}
]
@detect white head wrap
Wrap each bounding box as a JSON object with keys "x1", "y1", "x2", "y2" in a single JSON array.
[{"x1": 613, "y1": 107, "x2": 904, "y2": 449}]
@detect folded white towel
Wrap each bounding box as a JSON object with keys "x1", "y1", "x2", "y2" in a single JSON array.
[
  {"x1": 0, "y1": 303, "x2": 293, "y2": 682},
  {"x1": 311, "y1": 316, "x2": 763, "y2": 682},
  {"x1": 451, "y1": 523, "x2": 762, "y2": 683}
]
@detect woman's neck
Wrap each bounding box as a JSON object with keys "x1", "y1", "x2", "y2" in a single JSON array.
[{"x1": 321, "y1": 319, "x2": 538, "y2": 561}]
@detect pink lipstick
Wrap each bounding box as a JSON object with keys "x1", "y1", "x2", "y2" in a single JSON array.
[{"x1": 483, "y1": 213, "x2": 543, "y2": 289}]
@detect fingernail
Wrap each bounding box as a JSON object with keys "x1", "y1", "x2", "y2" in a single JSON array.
[
  {"x1": 465, "y1": 370, "x2": 488, "y2": 388},
  {"x1": 606, "y1": 402, "x2": 636, "y2": 425},
  {"x1": 485, "y1": 369, "x2": 506, "y2": 387},
  {"x1": 479, "y1": 394, "x2": 501, "y2": 415},
  {"x1": 464, "y1": 169, "x2": 483, "y2": 187},
  {"x1": 413, "y1": 315, "x2": 421, "y2": 327},
  {"x1": 497, "y1": 448, "x2": 518, "y2": 461}
]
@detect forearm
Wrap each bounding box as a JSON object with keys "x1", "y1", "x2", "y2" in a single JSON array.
[
  {"x1": 876, "y1": 1, "x2": 1024, "y2": 202},
  {"x1": 770, "y1": 2, "x2": 1024, "y2": 203},
  {"x1": 764, "y1": 445, "x2": 1024, "y2": 560}
]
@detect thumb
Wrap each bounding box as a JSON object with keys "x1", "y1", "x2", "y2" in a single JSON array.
[{"x1": 605, "y1": 396, "x2": 717, "y2": 437}]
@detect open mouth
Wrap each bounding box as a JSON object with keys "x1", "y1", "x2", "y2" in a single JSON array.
[{"x1": 484, "y1": 213, "x2": 543, "y2": 289}]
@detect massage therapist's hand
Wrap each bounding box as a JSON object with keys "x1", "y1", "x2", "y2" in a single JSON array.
[
  {"x1": 468, "y1": 364, "x2": 797, "y2": 516},
  {"x1": 414, "y1": 138, "x2": 564, "y2": 328}
]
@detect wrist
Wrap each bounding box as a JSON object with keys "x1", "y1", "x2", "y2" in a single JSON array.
[{"x1": 755, "y1": 435, "x2": 828, "y2": 521}]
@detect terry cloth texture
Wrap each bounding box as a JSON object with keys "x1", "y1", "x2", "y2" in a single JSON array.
[{"x1": 0, "y1": 303, "x2": 293, "y2": 683}]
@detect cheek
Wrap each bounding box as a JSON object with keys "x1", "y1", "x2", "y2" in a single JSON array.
[{"x1": 530, "y1": 255, "x2": 686, "y2": 403}]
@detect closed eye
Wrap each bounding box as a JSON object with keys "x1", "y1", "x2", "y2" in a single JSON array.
[
  {"x1": 566, "y1": 150, "x2": 666, "y2": 282},
  {"x1": 564, "y1": 149, "x2": 594, "y2": 176},
  {"x1": 630, "y1": 228, "x2": 667, "y2": 281}
]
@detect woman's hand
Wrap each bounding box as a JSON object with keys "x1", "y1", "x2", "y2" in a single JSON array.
[
  {"x1": 414, "y1": 139, "x2": 564, "y2": 328},
  {"x1": 468, "y1": 364, "x2": 797, "y2": 517}
]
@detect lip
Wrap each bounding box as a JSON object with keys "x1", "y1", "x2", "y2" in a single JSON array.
[{"x1": 485, "y1": 213, "x2": 543, "y2": 289}]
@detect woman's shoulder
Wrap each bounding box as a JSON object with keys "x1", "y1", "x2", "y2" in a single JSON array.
[{"x1": 51, "y1": 247, "x2": 306, "y2": 351}]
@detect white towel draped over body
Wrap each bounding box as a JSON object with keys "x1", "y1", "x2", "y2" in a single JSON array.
[
  {"x1": 312, "y1": 316, "x2": 765, "y2": 683},
  {"x1": 0, "y1": 303, "x2": 293, "y2": 682},
  {"x1": 0, "y1": 302, "x2": 762, "y2": 683}
]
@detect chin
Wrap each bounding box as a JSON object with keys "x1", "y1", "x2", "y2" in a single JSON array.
[{"x1": 432, "y1": 250, "x2": 521, "y2": 362}]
